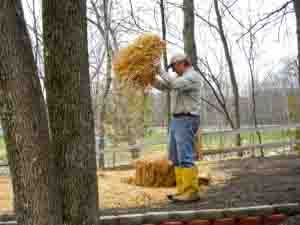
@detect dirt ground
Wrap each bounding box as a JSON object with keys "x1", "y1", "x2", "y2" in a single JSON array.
[
  {"x1": 1, "y1": 155, "x2": 300, "y2": 224},
  {"x1": 100, "y1": 155, "x2": 300, "y2": 224},
  {"x1": 0, "y1": 161, "x2": 217, "y2": 212}
]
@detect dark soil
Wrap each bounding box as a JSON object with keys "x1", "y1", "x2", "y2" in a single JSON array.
[{"x1": 101, "y1": 155, "x2": 300, "y2": 224}]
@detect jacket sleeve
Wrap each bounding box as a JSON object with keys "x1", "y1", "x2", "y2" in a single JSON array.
[
  {"x1": 160, "y1": 70, "x2": 199, "y2": 91},
  {"x1": 152, "y1": 76, "x2": 170, "y2": 91}
]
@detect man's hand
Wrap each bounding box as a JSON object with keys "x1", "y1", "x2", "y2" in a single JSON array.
[
  {"x1": 153, "y1": 58, "x2": 161, "y2": 73},
  {"x1": 144, "y1": 85, "x2": 152, "y2": 94}
]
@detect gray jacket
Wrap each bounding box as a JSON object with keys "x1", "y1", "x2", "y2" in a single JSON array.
[{"x1": 153, "y1": 67, "x2": 201, "y2": 115}]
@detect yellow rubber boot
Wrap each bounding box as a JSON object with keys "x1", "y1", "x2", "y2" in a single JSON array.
[
  {"x1": 171, "y1": 166, "x2": 200, "y2": 202},
  {"x1": 167, "y1": 167, "x2": 184, "y2": 200},
  {"x1": 175, "y1": 167, "x2": 184, "y2": 194}
]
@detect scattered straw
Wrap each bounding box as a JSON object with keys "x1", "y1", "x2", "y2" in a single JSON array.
[{"x1": 0, "y1": 165, "x2": 229, "y2": 211}]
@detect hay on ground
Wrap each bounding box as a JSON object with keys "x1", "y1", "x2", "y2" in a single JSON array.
[{"x1": 0, "y1": 165, "x2": 227, "y2": 210}]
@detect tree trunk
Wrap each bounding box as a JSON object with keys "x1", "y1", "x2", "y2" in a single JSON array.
[
  {"x1": 245, "y1": 31, "x2": 264, "y2": 157},
  {"x1": 293, "y1": 0, "x2": 300, "y2": 151},
  {"x1": 214, "y1": 0, "x2": 241, "y2": 149},
  {"x1": 183, "y1": 0, "x2": 199, "y2": 70},
  {"x1": 0, "y1": 1, "x2": 58, "y2": 225},
  {"x1": 98, "y1": 0, "x2": 113, "y2": 168},
  {"x1": 42, "y1": 1, "x2": 99, "y2": 225},
  {"x1": 159, "y1": 0, "x2": 171, "y2": 133},
  {"x1": 295, "y1": 0, "x2": 300, "y2": 87},
  {"x1": 98, "y1": 51, "x2": 111, "y2": 167}
]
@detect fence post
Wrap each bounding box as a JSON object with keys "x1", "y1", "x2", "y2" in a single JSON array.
[{"x1": 113, "y1": 151, "x2": 116, "y2": 168}]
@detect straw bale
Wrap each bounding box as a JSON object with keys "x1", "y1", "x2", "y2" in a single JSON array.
[
  {"x1": 127, "y1": 157, "x2": 176, "y2": 187},
  {"x1": 113, "y1": 33, "x2": 166, "y2": 87}
]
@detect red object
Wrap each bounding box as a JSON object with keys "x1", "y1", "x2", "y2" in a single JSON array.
[
  {"x1": 263, "y1": 214, "x2": 287, "y2": 225},
  {"x1": 161, "y1": 221, "x2": 184, "y2": 225},
  {"x1": 213, "y1": 218, "x2": 235, "y2": 225},
  {"x1": 239, "y1": 216, "x2": 262, "y2": 225},
  {"x1": 187, "y1": 219, "x2": 211, "y2": 225}
]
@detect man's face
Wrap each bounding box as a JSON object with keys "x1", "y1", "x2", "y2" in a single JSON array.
[{"x1": 172, "y1": 62, "x2": 185, "y2": 76}]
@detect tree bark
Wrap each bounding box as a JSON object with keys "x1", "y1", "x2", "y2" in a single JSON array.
[
  {"x1": 0, "y1": 1, "x2": 58, "y2": 225},
  {"x1": 42, "y1": 1, "x2": 99, "y2": 224},
  {"x1": 295, "y1": 0, "x2": 300, "y2": 87},
  {"x1": 183, "y1": 0, "x2": 199, "y2": 70},
  {"x1": 214, "y1": 0, "x2": 241, "y2": 147},
  {"x1": 293, "y1": 0, "x2": 300, "y2": 151}
]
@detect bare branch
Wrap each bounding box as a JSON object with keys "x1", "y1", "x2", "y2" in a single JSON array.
[
  {"x1": 165, "y1": 1, "x2": 220, "y2": 32},
  {"x1": 238, "y1": 0, "x2": 294, "y2": 40},
  {"x1": 219, "y1": 0, "x2": 247, "y2": 30}
]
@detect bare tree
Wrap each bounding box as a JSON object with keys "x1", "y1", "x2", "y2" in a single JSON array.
[
  {"x1": 89, "y1": 0, "x2": 122, "y2": 166},
  {"x1": 159, "y1": 0, "x2": 171, "y2": 132},
  {"x1": 93, "y1": 0, "x2": 114, "y2": 167},
  {"x1": 292, "y1": 0, "x2": 300, "y2": 151},
  {"x1": 42, "y1": 1, "x2": 99, "y2": 224},
  {"x1": 0, "y1": 1, "x2": 58, "y2": 225},
  {"x1": 99, "y1": 0, "x2": 113, "y2": 166},
  {"x1": 240, "y1": 27, "x2": 264, "y2": 157},
  {"x1": 214, "y1": 0, "x2": 241, "y2": 147},
  {"x1": 239, "y1": 0, "x2": 294, "y2": 41},
  {"x1": 294, "y1": 0, "x2": 300, "y2": 87}
]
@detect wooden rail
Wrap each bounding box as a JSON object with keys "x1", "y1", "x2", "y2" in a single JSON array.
[
  {"x1": 203, "y1": 139, "x2": 300, "y2": 155},
  {"x1": 202, "y1": 123, "x2": 300, "y2": 136},
  {"x1": 0, "y1": 162, "x2": 8, "y2": 167},
  {"x1": 105, "y1": 123, "x2": 300, "y2": 152},
  {"x1": 1, "y1": 124, "x2": 300, "y2": 169}
]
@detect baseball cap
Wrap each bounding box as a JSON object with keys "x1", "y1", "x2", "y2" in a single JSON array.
[{"x1": 167, "y1": 53, "x2": 188, "y2": 70}]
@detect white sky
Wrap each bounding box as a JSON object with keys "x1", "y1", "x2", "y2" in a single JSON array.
[{"x1": 22, "y1": 0, "x2": 297, "y2": 95}]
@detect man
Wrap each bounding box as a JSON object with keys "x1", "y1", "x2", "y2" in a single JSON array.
[{"x1": 152, "y1": 53, "x2": 202, "y2": 202}]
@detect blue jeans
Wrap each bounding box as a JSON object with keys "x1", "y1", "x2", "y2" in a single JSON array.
[{"x1": 168, "y1": 116, "x2": 200, "y2": 168}]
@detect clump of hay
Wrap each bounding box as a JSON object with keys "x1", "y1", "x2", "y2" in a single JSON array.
[
  {"x1": 126, "y1": 157, "x2": 176, "y2": 187},
  {"x1": 113, "y1": 33, "x2": 166, "y2": 87}
]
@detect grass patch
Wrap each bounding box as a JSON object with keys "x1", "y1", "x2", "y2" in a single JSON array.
[
  {"x1": 144, "y1": 127, "x2": 298, "y2": 151},
  {"x1": 0, "y1": 136, "x2": 7, "y2": 161}
]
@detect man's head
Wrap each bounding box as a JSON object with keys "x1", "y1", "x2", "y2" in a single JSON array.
[{"x1": 167, "y1": 53, "x2": 192, "y2": 76}]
